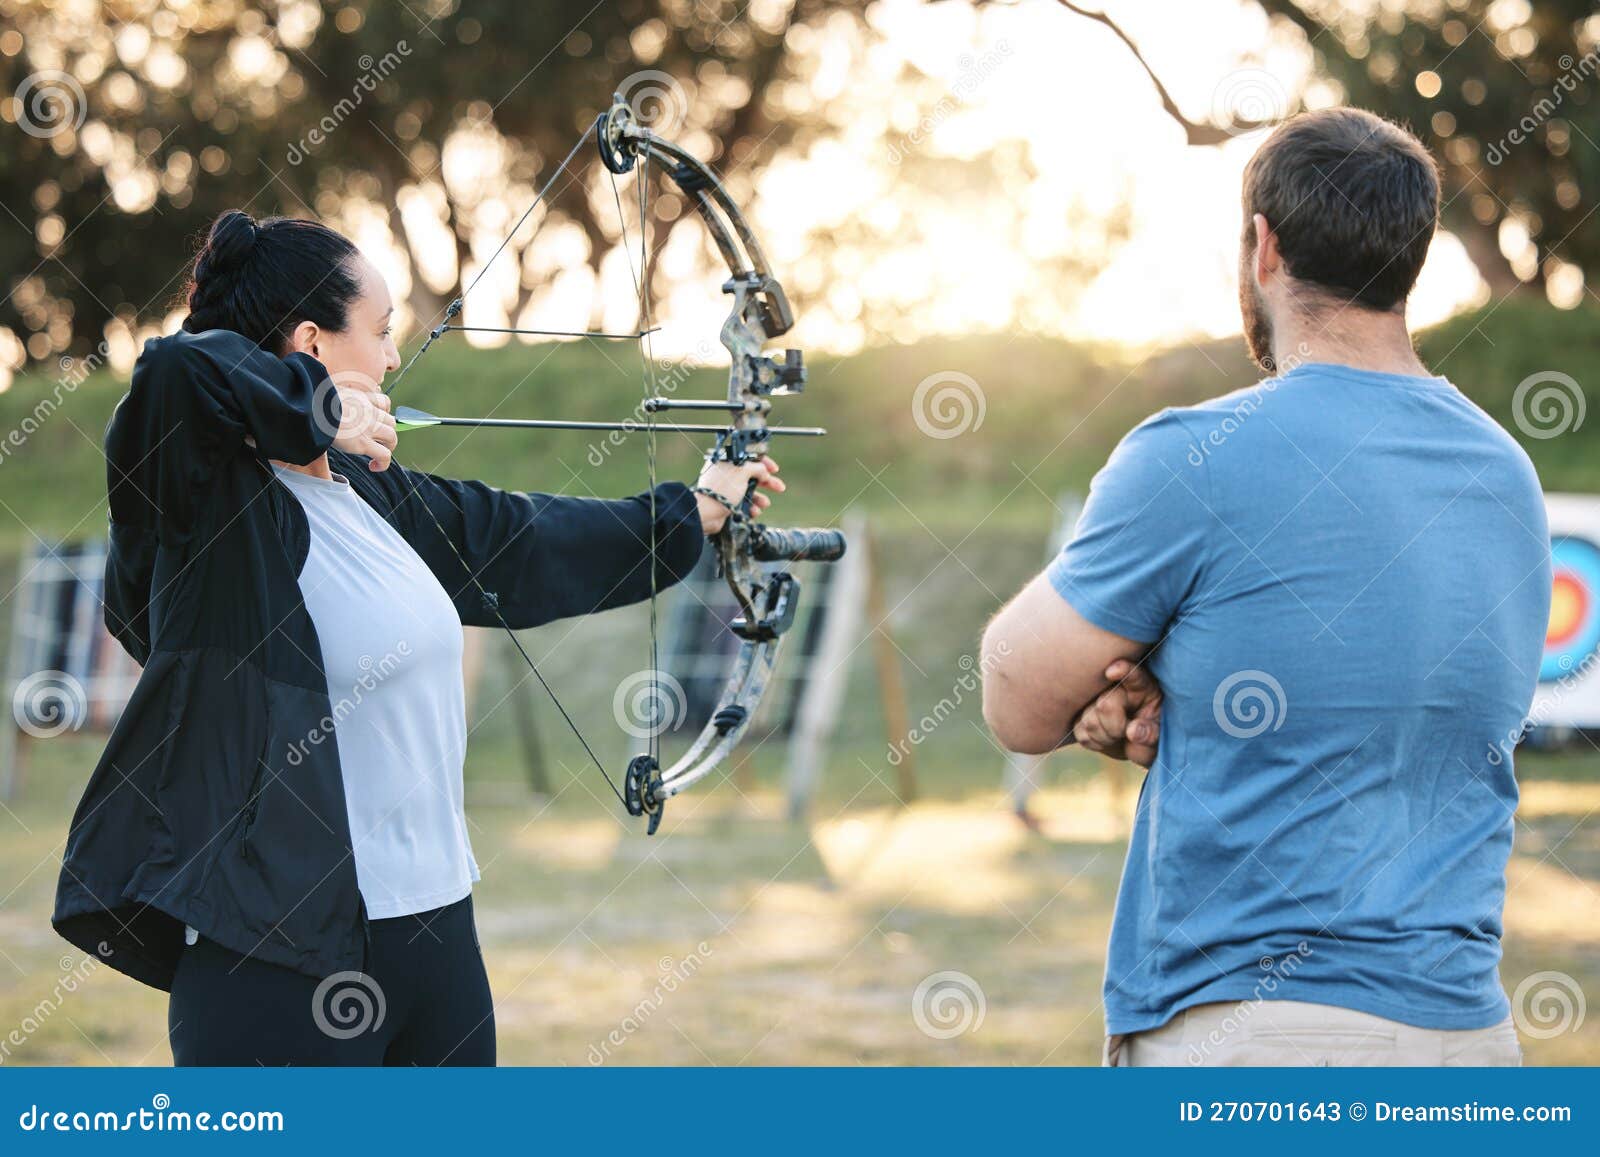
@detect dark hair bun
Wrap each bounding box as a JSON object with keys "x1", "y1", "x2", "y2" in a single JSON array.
[
  {"x1": 195, "y1": 209, "x2": 260, "y2": 281},
  {"x1": 180, "y1": 210, "x2": 360, "y2": 347}
]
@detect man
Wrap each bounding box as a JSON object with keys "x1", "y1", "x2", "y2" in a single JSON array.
[{"x1": 982, "y1": 108, "x2": 1550, "y2": 1066}]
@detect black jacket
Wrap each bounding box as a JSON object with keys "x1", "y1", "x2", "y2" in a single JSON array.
[{"x1": 53, "y1": 328, "x2": 704, "y2": 991}]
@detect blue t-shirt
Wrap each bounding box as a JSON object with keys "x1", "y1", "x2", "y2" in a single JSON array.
[{"x1": 1048, "y1": 362, "x2": 1551, "y2": 1035}]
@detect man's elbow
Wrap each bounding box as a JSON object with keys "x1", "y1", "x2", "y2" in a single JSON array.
[
  {"x1": 979, "y1": 628, "x2": 1060, "y2": 755},
  {"x1": 983, "y1": 703, "x2": 1061, "y2": 756}
]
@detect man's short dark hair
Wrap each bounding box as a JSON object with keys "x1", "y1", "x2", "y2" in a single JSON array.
[{"x1": 1242, "y1": 108, "x2": 1440, "y2": 311}]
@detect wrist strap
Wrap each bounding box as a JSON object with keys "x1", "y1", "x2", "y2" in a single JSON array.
[{"x1": 692, "y1": 485, "x2": 740, "y2": 515}]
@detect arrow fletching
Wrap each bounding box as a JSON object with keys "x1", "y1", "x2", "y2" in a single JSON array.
[{"x1": 394, "y1": 406, "x2": 443, "y2": 432}]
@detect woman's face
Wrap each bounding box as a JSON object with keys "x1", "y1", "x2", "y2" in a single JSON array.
[{"x1": 286, "y1": 255, "x2": 401, "y2": 389}]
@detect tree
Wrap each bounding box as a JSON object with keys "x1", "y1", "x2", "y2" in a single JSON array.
[
  {"x1": 1254, "y1": 0, "x2": 1597, "y2": 301},
  {"x1": 1051, "y1": 0, "x2": 1596, "y2": 302},
  {"x1": 0, "y1": 0, "x2": 819, "y2": 368}
]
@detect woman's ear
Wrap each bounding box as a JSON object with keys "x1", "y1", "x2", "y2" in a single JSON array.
[{"x1": 285, "y1": 319, "x2": 321, "y2": 358}]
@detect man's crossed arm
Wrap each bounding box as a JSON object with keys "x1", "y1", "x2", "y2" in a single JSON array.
[{"x1": 981, "y1": 572, "x2": 1163, "y2": 767}]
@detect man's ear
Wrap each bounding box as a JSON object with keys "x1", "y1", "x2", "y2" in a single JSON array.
[
  {"x1": 285, "y1": 319, "x2": 321, "y2": 359},
  {"x1": 1252, "y1": 213, "x2": 1280, "y2": 286}
]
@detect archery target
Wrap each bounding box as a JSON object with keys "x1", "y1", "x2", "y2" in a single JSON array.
[
  {"x1": 1528, "y1": 494, "x2": 1600, "y2": 728},
  {"x1": 1543, "y1": 536, "x2": 1600, "y2": 682}
]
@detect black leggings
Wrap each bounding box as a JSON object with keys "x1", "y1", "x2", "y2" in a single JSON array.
[{"x1": 168, "y1": 894, "x2": 495, "y2": 1066}]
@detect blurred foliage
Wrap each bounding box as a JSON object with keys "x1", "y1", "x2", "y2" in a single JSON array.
[
  {"x1": 1258, "y1": 0, "x2": 1599, "y2": 297},
  {"x1": 0, "y1": 0, "x2": 1119, "y2": 373},
  {"x1": 2, "y1": 0, "x2": 1590, "y2": 375},
  {"x1": 0, "y1": 0, "x2": 848, "y2": 364}
]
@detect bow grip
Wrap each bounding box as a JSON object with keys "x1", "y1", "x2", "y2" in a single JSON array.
[{"x1": 750, "y1": 526, "x2": 848, "y2": 563}]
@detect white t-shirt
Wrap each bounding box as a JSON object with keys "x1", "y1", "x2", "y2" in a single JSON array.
[{"x1": 270, "y1": 464, "x2": 477, "y2": 918}]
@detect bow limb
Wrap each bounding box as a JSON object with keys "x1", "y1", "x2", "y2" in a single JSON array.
[
  {"x1": 644, "y1": 138, "x2": 797, "y2": 342},
  {"x1": 601, "y1": 99, "x2": 794, "y2": 340},
  {"x1": 633, "y1": 133, "x2": 778, "y2": 280},
  {"x1": 626, "y1": 636, "x2": 779, "y2": 834},
  {"x1": 623, "y1": 527, "x2": 845, "y2": 832},
  {"x1": 623, "y1": 570, "x2": 796, "y2": 834}
]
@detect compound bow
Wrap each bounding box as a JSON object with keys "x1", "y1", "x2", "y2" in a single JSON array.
[{"x1": 385, "y1": 93, "x2": 846, "y2": 834}]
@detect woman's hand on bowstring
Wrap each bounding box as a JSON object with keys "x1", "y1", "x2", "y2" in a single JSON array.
[{"x1": 332, "y1": 376, "x2": 397, "y2": 471}]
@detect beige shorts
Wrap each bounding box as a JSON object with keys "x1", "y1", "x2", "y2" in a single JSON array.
[{"x1": 1104, "y1": 999, "x2": 1522, "y2": 1067}]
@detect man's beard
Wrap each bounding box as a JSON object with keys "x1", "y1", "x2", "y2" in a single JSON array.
[{"x1": 1238, "y1": 273, "x2": 1276, "y2": 372}]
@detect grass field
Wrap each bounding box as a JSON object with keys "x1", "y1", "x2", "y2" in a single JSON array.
[
  {"x1": 0, "y1": 297, "x2": 1597, "y2": 1065},
  {"x1": 3, "y1": 734, "x2": 1599, "y2": 1066}
]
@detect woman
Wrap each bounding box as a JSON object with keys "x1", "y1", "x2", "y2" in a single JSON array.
[{"x1": 51, "y1": 210, "x2": 781, "y2": 1065}]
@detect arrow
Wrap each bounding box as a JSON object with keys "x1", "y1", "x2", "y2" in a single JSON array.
[{"x1": 393, "y1": 405, "x2": 825, "y2": 437}]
